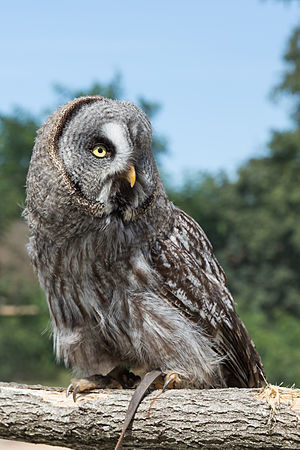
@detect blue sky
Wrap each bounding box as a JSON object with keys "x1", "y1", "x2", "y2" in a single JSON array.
[{"x1": 1, "y1": 0, "x2": 299, "y2": 184}]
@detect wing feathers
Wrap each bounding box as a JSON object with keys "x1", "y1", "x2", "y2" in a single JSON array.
[{"x1": 152, "y1": 208, "x2": 265, "y2": 387}]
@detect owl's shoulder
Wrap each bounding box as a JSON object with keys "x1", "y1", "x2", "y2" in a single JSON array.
[{"x1": 163, "y1": 207, "x2": 227, "y2": 286}]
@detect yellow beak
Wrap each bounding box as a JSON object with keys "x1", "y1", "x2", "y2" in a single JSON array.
[{"x1": 122, "y1": 165, "x2": 136, "y2": 188}]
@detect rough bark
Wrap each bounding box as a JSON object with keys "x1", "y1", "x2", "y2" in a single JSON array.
[{"x1": 0, "y1": 382, "x2": 299, "y2": 449}]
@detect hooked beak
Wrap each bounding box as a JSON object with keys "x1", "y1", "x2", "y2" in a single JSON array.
[{"x1": 122, "y1": 165, "x2": 136, "y2": 188}]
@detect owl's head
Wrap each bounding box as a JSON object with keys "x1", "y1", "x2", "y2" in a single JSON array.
[
  {"x1": 54, "y1": 96, "x2": 159, "y2": 220},
  {"x1": 28, "y1": 96, "x2": 159, "y2": 225}
]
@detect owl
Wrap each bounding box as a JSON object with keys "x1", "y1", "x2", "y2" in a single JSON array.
[{"x1": 25, "y1": 96, "x2": 265, "y2": 396}]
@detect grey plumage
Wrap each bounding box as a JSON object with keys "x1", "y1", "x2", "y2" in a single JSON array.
[{"x1": 25, "y1": 96, "x2": 265, "y2": 389}]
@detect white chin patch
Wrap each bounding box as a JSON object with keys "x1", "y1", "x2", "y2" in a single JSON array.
[{"x1": 101, "y1": 122, "x2": 132, "y2": 173}]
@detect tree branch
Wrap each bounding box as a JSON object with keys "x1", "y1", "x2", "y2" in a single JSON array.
[{"x1": 0, "y1": 382, "x2": 299, "y2": 449}]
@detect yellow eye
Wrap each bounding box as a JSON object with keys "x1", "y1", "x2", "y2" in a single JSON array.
[{"x1": 92, "y1": 145, "x2": 107, "y2": 158}]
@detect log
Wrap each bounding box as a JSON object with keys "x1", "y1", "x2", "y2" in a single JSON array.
[{"x1": 0, "y1": 382, "x2": 299, "y2": 449}]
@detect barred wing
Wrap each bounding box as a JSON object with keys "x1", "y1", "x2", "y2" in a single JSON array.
[{"x1": 152, "y1": 208, "x2": 265, "y2": 387}]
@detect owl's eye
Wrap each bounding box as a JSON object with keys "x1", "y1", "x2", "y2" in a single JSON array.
[{"x1": 92, "y1": 144, "x2": 109, "y2": 158}]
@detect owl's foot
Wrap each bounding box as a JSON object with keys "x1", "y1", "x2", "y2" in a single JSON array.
[
  {"x1": 66, "y1": 374, "x2": 119, "y2": 401},
  {"x1": 151, "y1": 372, "x2": 182, "y2": 390},
  {"x1": 147, "y1": 372, "x2": 182, "y2": 418},
  {"x1": 66, "y1": 367, "x2": 141, "y2": 402}
]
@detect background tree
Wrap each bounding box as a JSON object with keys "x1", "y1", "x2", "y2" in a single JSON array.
[{"x1": 0, "y1": 109, "x2": 38, "y2": 231}]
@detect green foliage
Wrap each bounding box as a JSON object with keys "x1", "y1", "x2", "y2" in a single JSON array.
[
  {"x1": 273, "y1": 27, "x2": 300, "y2": 123},
  {"x1": 0, "y1": 109, "x2": 38, "y2": 231},
  {"x1": 239, "y1": 306, "x2": 300, "y2": 386},
  {"x1": 0, "y1": 279, "x2": 69, "y2": 384},
  {"x1": 221, "y1": 148, "x2": 300, "y2": 317}
]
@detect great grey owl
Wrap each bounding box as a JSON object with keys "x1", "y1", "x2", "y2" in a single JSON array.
[{"x1": 25, "y1": 96, "x2": 265, "y2": 393}]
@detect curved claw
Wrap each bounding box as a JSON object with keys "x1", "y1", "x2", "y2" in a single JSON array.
[
  {"x1": 162, "y1": 373, "x2": 181, "y2": 391},
  {"x1": 147, "y1": 373, "x2": 181, "y2": 419},
  {"x1": 72, "y1": 383, "x2": 80, "y2": 402},
  {"x1": 66, "y1": 383, "x2": 73, "y2": 398}
]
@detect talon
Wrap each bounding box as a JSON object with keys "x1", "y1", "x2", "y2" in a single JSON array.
[
  {"x1": 162, "y1": 372, "x2": 181, "y2": 391},
  {"x1": 72, "y1": 384, "x2": 80, "y2": 402},
  {"x1": 147, "y1": 372, "x2": 182, "y2": 418},
  {"x1": 65, "y1": 370, "x2": 132, "y2": 404},
  {"x1": 66, "y1": 383, "x2": 73, "y2": 398}
]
